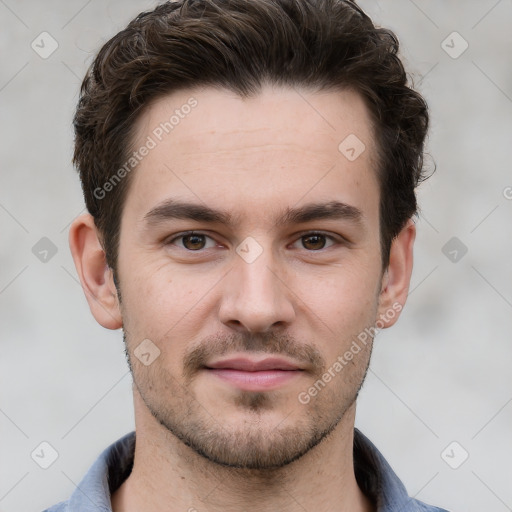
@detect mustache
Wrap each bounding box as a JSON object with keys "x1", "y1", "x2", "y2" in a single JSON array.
[{"x1": 182, "y1": 331, "x2": 326, "y2": 381}]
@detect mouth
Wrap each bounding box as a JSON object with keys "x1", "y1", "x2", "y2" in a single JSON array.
[{"x1": 203, "y1": 356, "x2": 305, "y2": 391}]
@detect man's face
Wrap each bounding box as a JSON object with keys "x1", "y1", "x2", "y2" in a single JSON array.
[{"x1": 116, "y1": 85, "x2": 386, "y2": 469}]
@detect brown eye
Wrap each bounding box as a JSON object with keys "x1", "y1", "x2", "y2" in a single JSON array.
[
  {"x1": 168, "y1": 232, "x2": 217, "y2": 251},
  {"x1": 182, "y1": 234, "x2": 207, "y2": 250},
  {"x1": 301, "y1": 234, "x2": 327, "y2": 250}
]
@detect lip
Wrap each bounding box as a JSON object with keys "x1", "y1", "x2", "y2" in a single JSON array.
[
  {"x1": 205, "y1": 356, "x2": 302, "y2": 371},
  {"x1": 204, "y1": 356, "x2": 304, "y2": 391}
]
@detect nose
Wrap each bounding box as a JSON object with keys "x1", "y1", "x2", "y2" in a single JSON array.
[{"x1": 218, "y1": 246, "x2": 296, "y2": 333}]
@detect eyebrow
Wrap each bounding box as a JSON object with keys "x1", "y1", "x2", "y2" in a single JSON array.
[{"x1": 143, "y1": 199, "x2": 363, "y2": 229}]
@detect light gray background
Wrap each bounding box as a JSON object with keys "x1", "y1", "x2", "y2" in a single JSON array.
[{"x1": 1, "y1": 1, "x2": 511, "y2": 511}]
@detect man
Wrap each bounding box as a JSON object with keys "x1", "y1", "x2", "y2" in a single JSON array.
[{"x1": 44, "y1": 0, "x2": 449, "y2": 510}]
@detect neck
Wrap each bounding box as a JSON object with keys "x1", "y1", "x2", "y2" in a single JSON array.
[{"x1": 111, "y1": 390, "x2": 374, "y2": 512}]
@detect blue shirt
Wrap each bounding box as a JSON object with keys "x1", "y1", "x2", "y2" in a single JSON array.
[{"x1": 43, "y1": 429, "x2": 449, "y2": 511}]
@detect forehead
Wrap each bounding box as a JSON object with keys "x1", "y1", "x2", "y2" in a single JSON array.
[
  {"x1": 134, "y1": 84, "x2": 376, "y2": 162},
  {"x1": 124, "y1": 84, "x2": 379, "y2": 229}
]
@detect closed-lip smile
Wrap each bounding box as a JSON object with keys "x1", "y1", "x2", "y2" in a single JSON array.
[
  {"x1": 205, "y1": 356, "x2": 303, "y2": 371},
  {"x1": 204, "y1": 356, "x2": 304, "y2": 391}
]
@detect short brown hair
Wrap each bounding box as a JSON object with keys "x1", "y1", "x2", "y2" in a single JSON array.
[{"x1": 73, "y1": 0, "x2": 430, "y2": 272}]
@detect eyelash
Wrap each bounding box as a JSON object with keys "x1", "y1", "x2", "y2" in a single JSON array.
[{"x1": 165, "y1": 230, "x2": 344, "y2": 252}]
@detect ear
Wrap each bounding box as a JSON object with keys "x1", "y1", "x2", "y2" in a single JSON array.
[
  {"x1": 68, "y1": 213, "x2": 123, "y2": 330},
  {"x1": 376, "y1": 218, "x2": 415, "y2": 329}
]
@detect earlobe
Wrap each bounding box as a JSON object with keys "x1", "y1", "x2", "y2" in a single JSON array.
[
  {"x1": 377, "y1": 219, "x2": 416, "y2": 329},
  {"x1": 68, "y1": 213, "x2": 123, "y2": 330}
]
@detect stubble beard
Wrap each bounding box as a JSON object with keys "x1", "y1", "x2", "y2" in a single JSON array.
[{"x1": 123, "y1": 331, "x2": 373, "y2": 472}]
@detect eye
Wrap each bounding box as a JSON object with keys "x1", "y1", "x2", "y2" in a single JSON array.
[
  {"x1": 292, "y1": 232, "x2": 339, "y2": 251},
  {"x1": 167, "y1": 231, "x2": 217, "y2": 251}
]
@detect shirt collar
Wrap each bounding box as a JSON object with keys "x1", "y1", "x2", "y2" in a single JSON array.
[
  {"x1": 60, "y1": 429, "x2": 440, "y2": 511},
  {"x1": 353, "y1": 428, "x2": 431, "y2": 511}
]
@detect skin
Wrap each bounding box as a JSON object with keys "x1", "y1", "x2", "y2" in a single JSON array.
[{"x1": 69, "y1": 84, "x2": 415, "y2": 512}]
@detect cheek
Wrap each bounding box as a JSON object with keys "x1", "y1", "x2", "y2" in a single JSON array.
[
  {"x1": 121, "y1": 252, "x2": 173, "y2": 303},
  {"x1": 296, "y1": 260, "x2": 380, "y2": 315},
  {"x1": 119, "y1": 258, "x2": 217, "y2": 349},
  {"x1": 292, "y1": 264, "x2": 381, "y2": 358}
]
